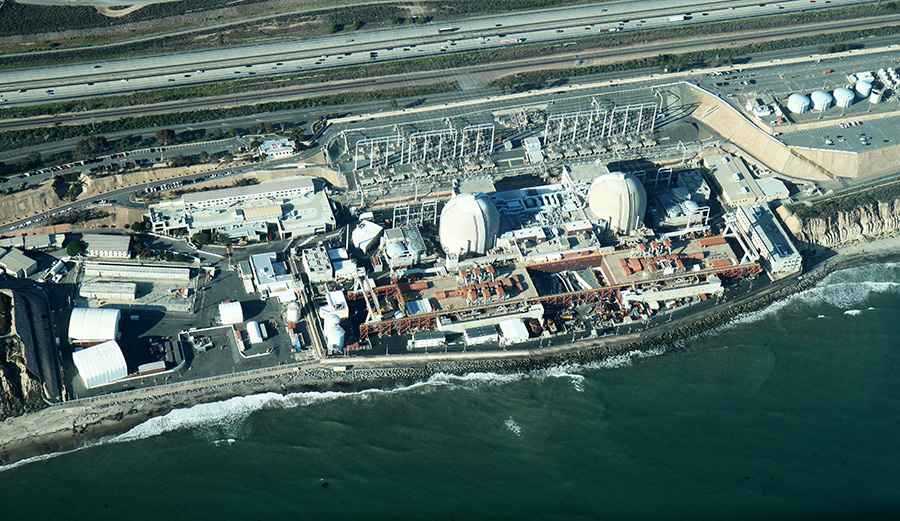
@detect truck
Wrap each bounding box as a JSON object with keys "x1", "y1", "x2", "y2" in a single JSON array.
[{"x1": 669, "y1": 14, "x2": 685, "y2": 22}]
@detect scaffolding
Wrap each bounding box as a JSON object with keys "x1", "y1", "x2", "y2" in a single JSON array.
[
  {"x1": 458, "y1": 124, "x2": 496, "y2": 157},
  {"x1": 543, "y1": 98, "x2": 607, "y2": 146},
  {"x1": 354, "y1": 132, "x2": 403, "y2": 171},
  {"x1": 606, "y1": 102, "x2": 658, "y2": 137},
  {"x1": 393, "y1": 201, "x2": 438, "y2": 228},
  {"x1": 403, "y1": 120, "x2": 458, "y2": 164}
]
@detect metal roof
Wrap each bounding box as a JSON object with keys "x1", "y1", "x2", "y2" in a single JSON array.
[
  {"x1": 68, "y1": 307, "x2": 121, "y2": 342},
  {"x1": 72, "y1": 340, "x2": 127, "y2": 389},
  {"x1": 82, "y1": 234, "x2": 131, "y2": 254}
]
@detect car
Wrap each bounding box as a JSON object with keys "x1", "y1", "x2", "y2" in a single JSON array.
[
  {"x1": 184, "y1": 74, "x2": 191, "y2": 77},
  {"x1": 121, "y1": 78, "x2": 128, "y2": 82},
  {"x1": 94, "y1": 65, "x2": 102, "y2": 69},
  {"x1": 168, "y1": 78, "x2": 176, "y2": 82},
  {"x1": 17, "y1": 89, "x2": 26, "y2": 93},
  {"x1": 345, "y1": 39, "x2": 354, "y2": 42}
]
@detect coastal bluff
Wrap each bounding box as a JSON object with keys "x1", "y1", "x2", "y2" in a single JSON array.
[
  {"x1": 0, "y1": 291, "x2": 47, "y2": 421},
  {"x1": 780, "y1": 194, "x2": 900, "y2": 251}
]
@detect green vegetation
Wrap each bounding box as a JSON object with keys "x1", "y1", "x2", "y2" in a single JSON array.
[
  {"x1": 0, "y1": 82, "x2": 459, "y2": 154},
  {"x1": 66, "y1": 239, "x2": 86, "y2": 257},
  {"x1": 787, "y1": 182, "x2": 900, "y2": 222},
  {"x1": 191, "y1": 232, "x2": 213, "y2": 246},
  {"x1": 130, "y1": 221, "x2": 149, "y2": 233},
  {"x1": 50, "y1": 209, "x2": 110, "y2": 227},
  {"x1": 52, "y1": 171, "x2": 84, "y2": 201}
]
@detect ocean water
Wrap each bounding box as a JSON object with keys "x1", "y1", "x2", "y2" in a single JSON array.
[{"x1": 3, "y1": 261, "x2": 900, "y2": 520}]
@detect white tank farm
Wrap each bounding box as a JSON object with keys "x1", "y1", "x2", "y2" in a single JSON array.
[
  {"x1": 833, "y1": 88, "x2": 855, "y2": 108},
  {"x1": 588, "y1": 172, "x2": 647, "y2": 235},
  {"x1": 438, "y1": 192, "x2": 500, "y2": 256},
  {"x1": 855, "y1": 81, "x2": 873, "y2": 98},
  {"x1": 810, "y1": 90, "x2": 833, "y2": 111},
  {"x1": 786, "y1": 93, "x2": 811, "y2": 114}
]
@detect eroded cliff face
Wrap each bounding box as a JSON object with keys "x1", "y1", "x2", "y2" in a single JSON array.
[
  {"x1": 781, "y1": 199, "x2": 900, "y2": 250},
  {"x1": 0, "y1": 337, "x2": 45, "y2": 421}
]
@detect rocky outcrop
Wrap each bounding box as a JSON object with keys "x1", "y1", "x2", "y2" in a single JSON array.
[
  {"x1": 0, "y1": 337, "x2": 46, "y2": 421},
  {"x1": 781, "y1": 198, "x2": 900, "y2": 251}
]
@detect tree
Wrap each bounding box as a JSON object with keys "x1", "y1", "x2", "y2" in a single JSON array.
[
  {"x1": 130, "y1": 221, "x2": 148, "y2": 233},
  {"x1": 352, "y1": 20, "x2": 364, "y2": 30},
  {"x1": 327, "y1": 23, "x2": 343, "y2": 33},
  {"x1": 192, "y1": 232, "x2": 213, "y2": 246},
  {"x1": 155, "y1": 129, "x2": 177, "y2": 145},
  {"x1": 75, "y1": 135, "x2": 108, "y2": 157},
  {"x1": 66, "y1": 239, "x2": 86, "y2": 257},
  {"x1": 19, "y1": 151, "x2": 41, "y2": 169}
]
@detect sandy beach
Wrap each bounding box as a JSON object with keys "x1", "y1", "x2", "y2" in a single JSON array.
[{"x1": 2, "y1": 234, "x2": 899, "y2": 468}]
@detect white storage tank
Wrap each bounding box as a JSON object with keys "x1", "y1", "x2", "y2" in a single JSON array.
[
  {"x1": 323, "y1": 313, "x2": 341, "y2": 330},
  {"x1": 810, "y1": 90, "x2": 833, "y2": 111},
  {"x1": 286, "y1": 301, "x2": 302, "y2": 323},
  {"x1": 246, "y1": 320, "x2": 264, "y2": 344},
  {"x1": 325, "y1": 326, "x2": 345, "y2": 353},
  {"x1": 869, "y1": 89, "x2": 883, "y2": 104},
  {"x1": 786, "y1": 93, "x2": 811, "y2": 114},
  {"x1": 833, "y1": 87, "x2": 855, "y2": 108},
  {"x1": 855, "y1": 80, "x2": 872, "y2": 98}
]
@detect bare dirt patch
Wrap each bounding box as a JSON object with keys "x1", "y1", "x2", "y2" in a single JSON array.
[{"x1": 96, "y1": 5, "x2": 148, "y2": 18}]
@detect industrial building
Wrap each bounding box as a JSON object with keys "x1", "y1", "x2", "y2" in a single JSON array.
[
  {"x1": 464, "y1": 325, "x2": 500, "y2": 346},
  {"x1": 83, "y1": 262, "x2": 191, "y2": 281},
  {"x1": 410, "y1": 331, "x2": 447, "y2": 350},
  {"x1": 82, "y1": 234, "x2": 132, "y2": 258},
  {"x1": 250, "y1": 251, "x2": 299, "y2": 301},
  {"x1": 301, "y1": 245, "x2": 333, "y2": 283},
  {"x1": 499, "y1": 318, "x2": 530, "y2": 345},
  {"x1": 0, "y1": 233, "x2": 64, "y2": 251},
  {"x1": 148, "y1": 176, "x2": 335, "y2": 241},
  {"x1": 735, "y1": 203, "x2": 802, "y2": 275},
  {"x1": 705, "y1": 153, "x2": 765, "y2": 207},
  {"x1": 68, "y1": 307, "x2": 121, "y2": 345},
  {"x1": 258, "y1": 138, "x2": 296, "y2": 158},
  {"x1": 71, "y1": 340, "x2": 128, "y2": 389},
  {"x1": 0, "y1": 247, "x2": 36, "y2": 278},
  {"x1": 79, "y1": 281, "x2": 137, "y2": 301}
]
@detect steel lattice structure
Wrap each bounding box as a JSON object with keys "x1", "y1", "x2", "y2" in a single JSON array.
[{"x1": 606, "y1": 102, "x2": 658, "y2": 137}]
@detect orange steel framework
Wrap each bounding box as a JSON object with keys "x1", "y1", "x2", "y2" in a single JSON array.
[{"x1": 356, "y1": 263, "x2": 762, "y2": 341}]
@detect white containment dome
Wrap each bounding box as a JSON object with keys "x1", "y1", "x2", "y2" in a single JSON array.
[
  {"x1": 787, "y1": 93, "x2": 811, "y2": 114},
  {"x1": 385, "y1": 242, "x2": 407, "y2": 260},
  {"x1": 438, "y1": 192, "x2": 500, "y2": 256},
  {"x1": 286, "y1": 301, "x2": 302, "y2": 324},
  {"x1": 68, "y1": 307, "x2": 121, "y2": 344},
  {"x1": 833, "y1": 87, "x2": 855, "y2": 108},
  {"x1": 323, "y1": 313, "x2": 341, "y2": 330},
  {"x1": 855, "y1": 80, "x2": 873, "y2": 98},
  {"x1": 588, "y1": 172, "x2": 647, "y2": 235},
  {"x1": 810, "y1": 90, "x2": 833, "y2": 111}
]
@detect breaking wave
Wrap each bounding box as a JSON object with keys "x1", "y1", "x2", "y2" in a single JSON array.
[
  {"x1": 504, "y1": 417, "x2": 522, "y2": 437},
  {"x1": 729, "y1": 261, "x2": 900, "y2": 326}
]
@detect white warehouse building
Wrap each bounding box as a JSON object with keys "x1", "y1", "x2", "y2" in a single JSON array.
[
  {"x1": 81, "y1": 234, "x2": 132, "y2": 258},
  {"x1": 72, "y1": 340, "x2": 128, "y2": 389},
  {"x1": 79, "y1": 281, "x2": 137, "y2": 301},
  {"x1": 68, "y1": 307, "x2": 121, "y2": 345}
]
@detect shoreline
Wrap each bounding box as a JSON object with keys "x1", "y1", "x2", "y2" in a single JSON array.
[{"x1": 2, "y1": 237, "x2": 898, "y2": 468}]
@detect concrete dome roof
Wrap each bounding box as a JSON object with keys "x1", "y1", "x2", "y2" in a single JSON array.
[
  {"x1": 787, "y1": 93, "x2": 811, "y2": 113},
  {"x1": 588, "y1": 172, "x2": 647, "y2": 235},
  {"x1": 439, "y1": 193, "x2": 500, "y2": 256},
  {"x1": 833, "y1": 87, "x2": 855, "y2": 104},
  {"x1": 810, "y1": 90, "x2": 833, "y2": 110}
]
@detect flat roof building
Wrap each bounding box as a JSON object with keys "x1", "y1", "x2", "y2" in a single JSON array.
[
  {"x1": 83, "y1": 262, "x2": 190, "y2": 281},
  {"x1": 259, "y1": 138, "x2": 296, "y2": 159},
  {"x1": 735, "y1": 203, "x2": 802, "y2": 275},
  {"x1": 82, "y1": 234, "x2": 131, "y2": 258},
  {"x1": 302, "y1": 246, "x2": 333, "y2": 283},
  {"x1": 464, "y1": 325, "x2": 500, "y2": 346},
  {"x1": 250, "y1": 252, "x2": 298, "y2": 301},
  {"x1": 0, "y1": 247, "x2": 36, "y2": 278},
  {"x1": 705, "y1": 153, "x2": 765, "y2": 207},
  {"x1": 79, "y1": 281, "x2": 137, "y2": 301},
  {"x1": 148, "y1": 176, "x2": 334, "y2": 242}
]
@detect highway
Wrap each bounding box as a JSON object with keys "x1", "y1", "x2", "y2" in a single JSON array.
[
  {"x1": 0, "y1": 0, "x2": 877, "y2": 106},
  {"x1": 2, "y1": 11, "x2": 897, "y2": 135}
]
